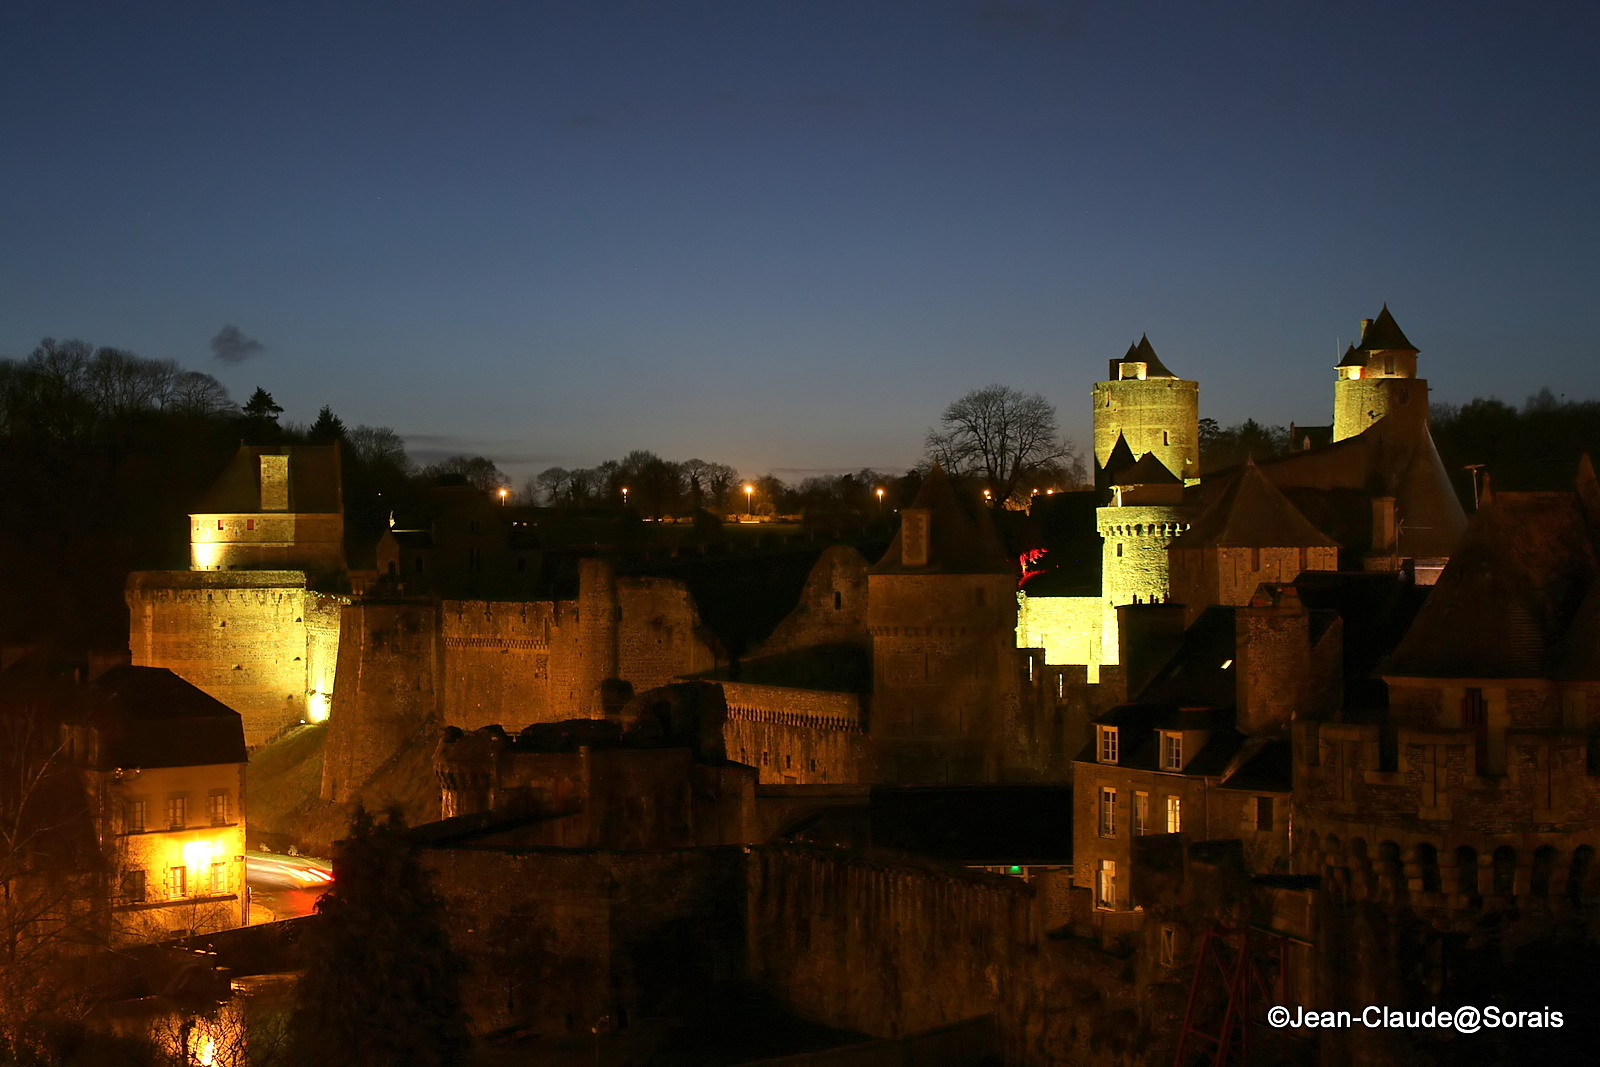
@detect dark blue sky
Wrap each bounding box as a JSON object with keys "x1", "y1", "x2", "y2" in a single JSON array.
[{"x1": 4, "y1": 1, "x2": 1598, "y2": 484}]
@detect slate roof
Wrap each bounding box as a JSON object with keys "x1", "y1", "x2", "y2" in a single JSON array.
[
  {"x1": 871, "y1": 463, "x2": 1013, "y2": 575},
  {"x1": 1172, "y1": 460, "x2": 1339, "y2": 550},
  {"x1": 1101, "y1": 431, "x2": 1138, "y2": 483},
  {"x1": 194, "y1": 444, "x2": 343, "y2": 515},
  {"x1": 1356, "y1": 304, "x2": 1418, "y2": 354},
  {"x1": 1384, "y1": 491, "x2": 1595, "y2": 679},
  {"x1": 82, "y1": 666, "x2": 247, "y2": 769},
  {"x1": 1112, "y1": 451, "x2": 1181, "y2": 487},
  {"x1": 1128, "y1": 334, "x2": 1179, "y2": 378},
  {"x1": 1335, "y1": 343, "x2": 1366, "y2": 369},
  {"x1": 1195, "y1": 412, "x2": 1466, "y2": 560}
]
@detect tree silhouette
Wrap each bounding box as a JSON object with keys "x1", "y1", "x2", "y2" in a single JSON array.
[
  {"x1": 926, "y1": 384, "x2": 1083, "y2": 508},
  {"x1": 288, "y1": 807, "x2": 469, "y2": 1067}
]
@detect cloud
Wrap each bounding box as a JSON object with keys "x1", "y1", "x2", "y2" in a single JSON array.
[{"x1": 209, "y1": 324, "x2": 265, "y2": 363}]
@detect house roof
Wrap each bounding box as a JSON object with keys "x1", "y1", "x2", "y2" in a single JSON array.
[
  {"x1": 1356, "y1": 305, "x2": 1418, "y2": 354},
  {"x1": 1385, "y1": 491, "x2": 1594, "y2": 679},
  {"x1": 194, "y1": 444, "x2": 343, "y2": 515},
  {"x1": 1219, "y1": 739, "x2": 1293, "y2": 793},
  {"x1": 83, "y1": 666, "x2": 247, "y2": 769},
  {"x1": 1172, "y1": 460, "x2": 1339, "y2": 550},
  {"x1": 871, "y1": 463, "x2": 1013, "y2": 575},
  {"x1": 1335, "y1": 343, "x2": 1365, "y2": 369}
]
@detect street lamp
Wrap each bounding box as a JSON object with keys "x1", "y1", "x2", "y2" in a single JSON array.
[
  {"x1": 876, "y1": 487, "x2": 884, "y2": 514},
  {"x1": 744, "y1": 484, "x2": 754, "y2": 516},
  {"x1": 497, "y1": 487, "x2": 508, "y2": 506},
  {"x1": 621, "y1": 487, "x2": 629, "y2": 508}
]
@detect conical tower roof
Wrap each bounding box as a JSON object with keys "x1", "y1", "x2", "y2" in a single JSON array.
[
  {"x1": 1101, "y1": 431, "x2": 1139, "y2": 483},
  {"x1": 871, "y1": 463, "x2": 1013, "y2": 574},
  {"x1": 1356, "y1": 304, "x2": 1418, "y2": 355},
  {"x1": 1131, "y1": 334, "x2": 1179, "y2": 378},
  {"x1": 1111, "y1": 451, "x2": 1180, "y2": 487},
  {"x1": 1335, "y1": 342, "x2": 1365, "y2": 369},
  {"x1": 1172, "y1": 460, "x2": 1338, "y2": 549}
]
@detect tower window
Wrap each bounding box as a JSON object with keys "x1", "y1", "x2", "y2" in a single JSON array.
[
  {"x1": 1116, "y1": 543, "x2": 1123, "y2": 557},
  {"x1": 1163, "y1": 430, "x2": 1169, "y2": 446}
]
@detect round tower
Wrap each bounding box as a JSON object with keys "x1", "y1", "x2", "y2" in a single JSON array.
[
  {"x1": 1092, "y1": 335, "x2": 1201, "y2": 485},
  {"x1": 1332, "y1": 305, "x2": 1429, "y2": 442},
  {"x1": 1095, "y1": 504, "x2": 1190, "y2": 665}
]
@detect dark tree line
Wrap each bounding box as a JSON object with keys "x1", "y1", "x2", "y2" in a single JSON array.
[
  {"x1": 1431, "y1": 388, "x2": 1600, "y2": 504},
  {"x1": 1197, "y1": 417, "x2": 1292, "y2": 474}
]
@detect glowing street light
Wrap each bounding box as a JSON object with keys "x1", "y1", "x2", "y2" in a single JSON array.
[
  {"x1": 497, "y1": 487, "x2": 508, "y2": 505},
  {"x1": 744, "y1": 484, "x2": 754, "y2": 516},
  {"x1": 876, "y1": 487, "x2": 884, "y2": 513},
  {"x1": 621, "y1": 487, "x2": 629, "y2": 507}
]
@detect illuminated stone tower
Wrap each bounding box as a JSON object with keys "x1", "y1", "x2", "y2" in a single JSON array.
[
  {"x1": 1092, "y1": 336, "x2": 1200, "y2": 486},
  {"x1": 1332, "y1": 305, "x2": 1429, "y2": 442}
]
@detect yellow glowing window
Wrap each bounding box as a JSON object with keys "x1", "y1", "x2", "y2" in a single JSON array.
[
  {"x1": 1098, "y1": 726, "x2": 1118, "y2": 764},
  {"x1": 166, "y1": 796, "x2": 186, "y2": 830},
  {"x1": 1166, "y1": 795, "x2": 1182, "y2": 833}
]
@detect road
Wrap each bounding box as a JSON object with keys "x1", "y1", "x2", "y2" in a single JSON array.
[{"x1": 246, "y1": 851, "x2": 333, "y2": 922}]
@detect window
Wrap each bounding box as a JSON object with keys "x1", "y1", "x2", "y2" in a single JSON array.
[
  {"x1": 1097, "y1": 860, "x2": 1117, "y2": 909},
  {"x1": 122, "y1": 870, "x2": 146, "y2": 904},
  {"x1": 246, "y1": 518, "x2": 255, "y2": 531},
  {"x1": 209, "y1": 791, "x2": 229, "y2": 826},
  {"x1": 1256, "y1": 797, "x2": 1274, "y2": 832},
  {"x1": 1115, "y1": 543, "x2": 1123, "y2": 557},
  {"x1": 1098, "y1": 726, "x2": 1119, "y2": 764},
  {"x1": 1099, "y1": 787, "x2": 1117, "y2": 837},
  {"x1": 166, "y1": 796, "x2": 186, "y2": 831},
  {"x1": 833, "y1": 591, "x2": 842, "y2": 610},
  {"x1": 1162, "y1": 733, "x2": 1184, "y2": 771},
  {"x1": 468, "y1": 547, "x2": 482, "y2": 572},
  {"x1": 167, "y1": 866, "x2": 187, "y2": 899},
  {"x1": 1160, "y1": 925, "x2": 1177, "y2": 966},
  {"x1": 125, "y1": 799, "x2": 145, "y2": 834},
  {"x1": 1166, "y1": 795, "x2": 1182, "y2": 833},
  {"x1": 1135, "y1": 791, "x2": 1150, "y2": 835},
  {"x1": 210, "y1": 861, "x2": 228, "y2": 895},
  {"x1": 1163, "y1": 430, "x2": 1170, "y2": 446}
]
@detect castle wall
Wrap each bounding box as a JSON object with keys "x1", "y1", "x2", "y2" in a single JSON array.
[
  {"x1": 189, "y1": 513, "x2": 344, "y2": 575},
  {"x1": 424, "y1": 846, "x2": 747, "y2": 1036},
  {"x1": 1170, "y1": 545, "x2": 1338, "y2": 622},
  {"x1": 745, "y1": 847, "x2": 1034, "y2": 1040},
  {"x1": 126, "y1": 571, "x2": 346, "y2": 748},
  {"x1": 1092, "y1": 377, "x2": 1200, "y2": 482},
  {"x1": 721, "y1": 682, "x2": 867, "y2": 783},
  {"x1": 752, "y1": 545, "x2": 871, "y2": 656},
  {"x1": 1016, "y1": 593, "x2": 1105, "y2": 678},
  {"x1": 437, "y1": 600, "x2": 561, "y2": 731},
  {"x1": 321, "y1": 600, "x2": 439, "y2": 803}
]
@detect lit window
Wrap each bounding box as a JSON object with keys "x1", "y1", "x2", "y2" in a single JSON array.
[
  {"x1": 1098, "y1": 726, "x2": 1119, "y2": 764},
  {"x1": 1162, "y1": 733, "x2": 1184, "y2": 771},
  {"x1": 1135, "y1": 791, "x2": 1149, "y2": 835},
  {"x1": 210, "y1": 861, "x2": 228, "y2": 895},
  {"x1": 166, "y1": 796, "x2": 186, "y2": 831},
  {"x1": 209, "y1": 792, "x2": 229, "y2": 826},
  {"x1": 1099, "y1": 787, "x2": 1117, "y2": 837},
  {"x1": 167, "y1": 865, "x2": 187, "y2": 899},
  {"x1": 1166, "y1": 795, "x2": 1182, "y2": 833},
  {"x1": 1097, "y1": 860, "x2": 1117, "y2": 908}
]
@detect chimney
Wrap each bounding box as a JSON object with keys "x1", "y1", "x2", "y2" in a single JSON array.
[{"x1": 1234, "y1": 584, "x2": 1312, "y2": 738}]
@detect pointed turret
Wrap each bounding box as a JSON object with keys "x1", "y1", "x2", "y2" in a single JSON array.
[
  {"x1": 1356, "y1": 304, "x2": 1418, "y2": 355},
  {"x1": 871, "y1": 463, "x2": 1011, "y2": 574}
]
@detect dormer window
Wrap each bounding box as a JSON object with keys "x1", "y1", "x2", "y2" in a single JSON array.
[
  {"x1": 1098, "y1": 726, "x2": 1119, "y2": 764},
  {"x1": 1161, "y1": 732, "x2": 1184, "y2": 771}
]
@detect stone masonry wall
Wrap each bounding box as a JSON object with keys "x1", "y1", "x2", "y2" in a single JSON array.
[
  {"x1": 721, "y1": 682, "x2": 867, "y2": 783},
  {"x1": 126, "y1": 570, "x2": 347, "y2": 748}
]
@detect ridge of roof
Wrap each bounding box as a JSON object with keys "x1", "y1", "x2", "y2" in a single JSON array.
[
  {"x1": 1356, "y1": 304, "x2": 1418, "y2": 354},
  {"x1": 1173, "y1": 460, "x2": 1339, "y2": 550}
]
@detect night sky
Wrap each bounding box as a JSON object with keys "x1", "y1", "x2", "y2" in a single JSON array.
[{"x1": 4, "y1": 2, "x2": 1598, "y2": 485}]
